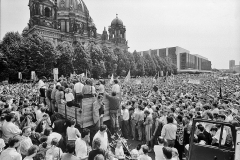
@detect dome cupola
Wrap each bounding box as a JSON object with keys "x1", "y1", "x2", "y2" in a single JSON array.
[{"x1": 111, "y1": 14, "x2": 123, "y2": 26}]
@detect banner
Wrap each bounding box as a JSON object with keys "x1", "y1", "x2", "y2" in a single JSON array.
[
  {"x1": 53, "y1": 68, "x2": 58, "y2": 75},
  {"x1": 188, "y1": 79, "x2": 200, "y2": 84},
  {"x1": 18, "y1": 72, "x2": 22, "y2": 79},
  {"x1": 31, "y1": 71, "x2": 35, "y2": 80},
  {"x1": 53, "y1": 68, "x2": 58, "y2": 81},
  {"x1": 124, "y1": 70, "x2": 131, "y2": 83},
  {"x1": 53, "y1": 74, "x2": 58, "y2": 81},
  {"x1": 218, "y1": 76, "x2": 228, "y2": 80},
  {"x1": 160, "y1": 71, "x2": 163, "y2": 77}
]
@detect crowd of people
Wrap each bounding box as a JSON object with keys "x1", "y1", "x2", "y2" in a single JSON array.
[{"x1": 0, "y1": 72, "x2": 239, "y2": 160}]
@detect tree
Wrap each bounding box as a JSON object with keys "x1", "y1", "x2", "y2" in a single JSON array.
[
  {"x1": 73, "y1": 42, "x2": 92, "y2": 74},
  {"x1": 24, "y1": 33, "x2": 56, "y2": 78},
  {"x1": 133, "y1": 50, "x2": 145, "y2": 76},
  {"x1": 0, "y1": 32, "x2": 56, "y2": 81},
  {"x1": 102, "y1": 45, "x2": 117, "y2": 77},
  {"x1": 55, "y1": 42, "x2": 74, "y2": 76},
  {"x1": 143, "y1": 52, "x2": 156, "y2": 76}
]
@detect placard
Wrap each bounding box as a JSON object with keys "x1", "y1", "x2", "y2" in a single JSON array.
[
  {"x1": 53, "y1": 68, "x2": 58, "y2": 75},
  {"x1": 18, "y1": 72, "x2": 22, "y2": 79},
  {"x1": 31, "y1": 71, "x2": 35, "y2": 80}
]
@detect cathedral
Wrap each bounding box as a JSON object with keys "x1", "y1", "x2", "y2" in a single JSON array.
[{"x1": 23, "y1": 0, "x2": 128, "y2": 51}]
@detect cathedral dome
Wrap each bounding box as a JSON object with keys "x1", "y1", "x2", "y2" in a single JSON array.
[
  {"x1": 111, "y1": 15, "x2": 123, "y2": 26},
  {"x1": 57, "y1": 0, "x2": 89, "y2": 13}
]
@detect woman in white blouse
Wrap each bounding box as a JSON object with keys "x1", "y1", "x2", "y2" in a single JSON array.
[
  {"x1": 66, "y1": 119, "x2": 81, "y2": 146},
  {"x1": 65, "y1": 88, "x2": 75, "y2": 107}
]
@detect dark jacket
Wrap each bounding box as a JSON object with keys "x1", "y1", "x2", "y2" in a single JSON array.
[{"x1": 105, "y1": 94, "x2": 120, "y2": 111}]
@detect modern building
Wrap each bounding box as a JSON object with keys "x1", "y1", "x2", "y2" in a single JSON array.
[
  {"x1": 23, "y1": 0, "x2": 128, "y2": 51},
  {"x1": 229, "y1": 60, "x2": 235, "y2": 70},
  {"x1": 232, "y1": 65, "x2": 240, "y2": 73},
  {"x1": 138, "y1": 46, "x2": 212, "y2": 72}
]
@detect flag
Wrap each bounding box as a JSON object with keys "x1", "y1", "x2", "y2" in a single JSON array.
[
  {"x1": 110, "y1": 74, "x2": 114, "y2": 84},
  {"x1": 124, "y1": 70, "x2": 131, "y2": 83}
]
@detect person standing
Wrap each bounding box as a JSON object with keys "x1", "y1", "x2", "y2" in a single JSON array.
[
  {"x1": 121, "y1": 105, "x2": 130, "y2": 139},
  {"x1": 82, "y1": 79, "x2": 96, "y2": 98},
  {"x1": 19, "y1": 126, "x2": 33, "y2": 158},
  {"x1": 2, "y1": 113, "x2": 22, "y2": 145},
  {"x1": 93, "y1": 95, "x2": 104, "y2": 130},
  {"x1": 175, "y1": 115, "x2": 184, "y2": 160},
  {"x1": 75, "y1": 128, "x2": 90, "y2": 160},
  {"x1": 0, "y1": 137, "x2": 22, "y2": 160},
  {"x1": 92, "y1": 125, "x2": 108, "y2": 151},
  {"x1": 50, "y1": 85, "x2": 58, "y2": 113},
  {"x1": 97, "y1": 80, "x2": 105, "y2": 96},
  {"x1": 45, "y1": 84, "x2": 53, "y2": 113},
  {"x1": 161, "y1": 116, "x2": 177, "y2": 147},
  {"x1": 137, "y1": 106, "x2": 145, "y2": 141},
  {"x1": 88, "y1": 138, "x2": 105, "y2": 160},
  {"x1": 151, "y1": 112, "x2": 163, "y2": 148},
  {"x1": 66, "y1": 119, "x2": 81, "y2": 146},
  {"x1": 154, "y1": 137, "x2": 166, "y2": 160},
  {"x1": 105, "y1": 92, "x2": 121, "y2": 133},
  {"x1": 45, "y1": 138, "x2": 63, "y2": 160},
  {"x1": 74, "y1": 79, "x2": 84, "y2": 104},
  {"x1": 143, "y1": 110, "x2": 152, "y2": 147},
  {"x1": 129, "y1": 107, "x2": 136, "y2": 140},
  {"x1": 65, "y1": 88, "x2": 75, "y2": 107},
  {"x1": 23, "y1": 145, "x2": 39, "y2": 160},
  {"x1": 55, "y1": 86, "x2": 65, "y2": 112},
  {"x1": 112, "y1": 80, "x2": 121, "y2": 96},
  {"x1": 60, "y1": 143, "x2": 79, "y2": 160}
]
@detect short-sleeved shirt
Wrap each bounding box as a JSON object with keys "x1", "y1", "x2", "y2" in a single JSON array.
[{"x1": 66, "y1": 127, "x2": 81, "y2": 140}]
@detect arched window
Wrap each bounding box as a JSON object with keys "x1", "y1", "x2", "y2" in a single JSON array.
[{"x1": 45, "y1": 7, "x2": 51, "y2": 17}]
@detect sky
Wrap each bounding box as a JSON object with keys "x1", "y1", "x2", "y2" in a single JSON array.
[{"x1": 1, "y1": 0, "x2": 240, "y2": 69}]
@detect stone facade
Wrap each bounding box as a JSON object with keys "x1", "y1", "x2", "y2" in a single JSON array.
[{"x1": 23, "y1": 0, "x2": 128, "y2": 51}]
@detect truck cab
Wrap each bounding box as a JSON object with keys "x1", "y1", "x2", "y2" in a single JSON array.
[{"x1": 188, "y1": 118, "x2": 236, "y2": 160}]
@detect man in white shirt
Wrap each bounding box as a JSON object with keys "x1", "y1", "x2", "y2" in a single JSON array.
[
  {"x1": 213, "y1": 124, "x2": 227, "y2": 145},
  {"x1": 112, "y1": 80, "x2": 121, "y2": 95},
  {"x1": 121, "y1": 105, "x2": 129, "y2": 139},
  {"x1": 2, "y1": 114, "x2": 21, "y2": 144},
  {"x1": 0, "y1": 137, "x2": 22, "y2": 160},
  {"x1": 75, "y1": 128, "x2": 90, "y2": 159},
  {"x1": 154, "y1": 137, "x2": 166, "y2": 160},
  {"x1": 93, "y1": 125, "x2": 108, "y2": 151},
  {"x1": 35, "y1": 104, "x2": 45, "y2": 122},
  {"x1": 19, "y1": 126, "x2": 33, "y2": 157},
  {"x1": 161, "y1": 116, "x2": 177, "y2": 147},
  {"x1": 74, "y1": 79, "x2": 84, "y2": 104}
]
